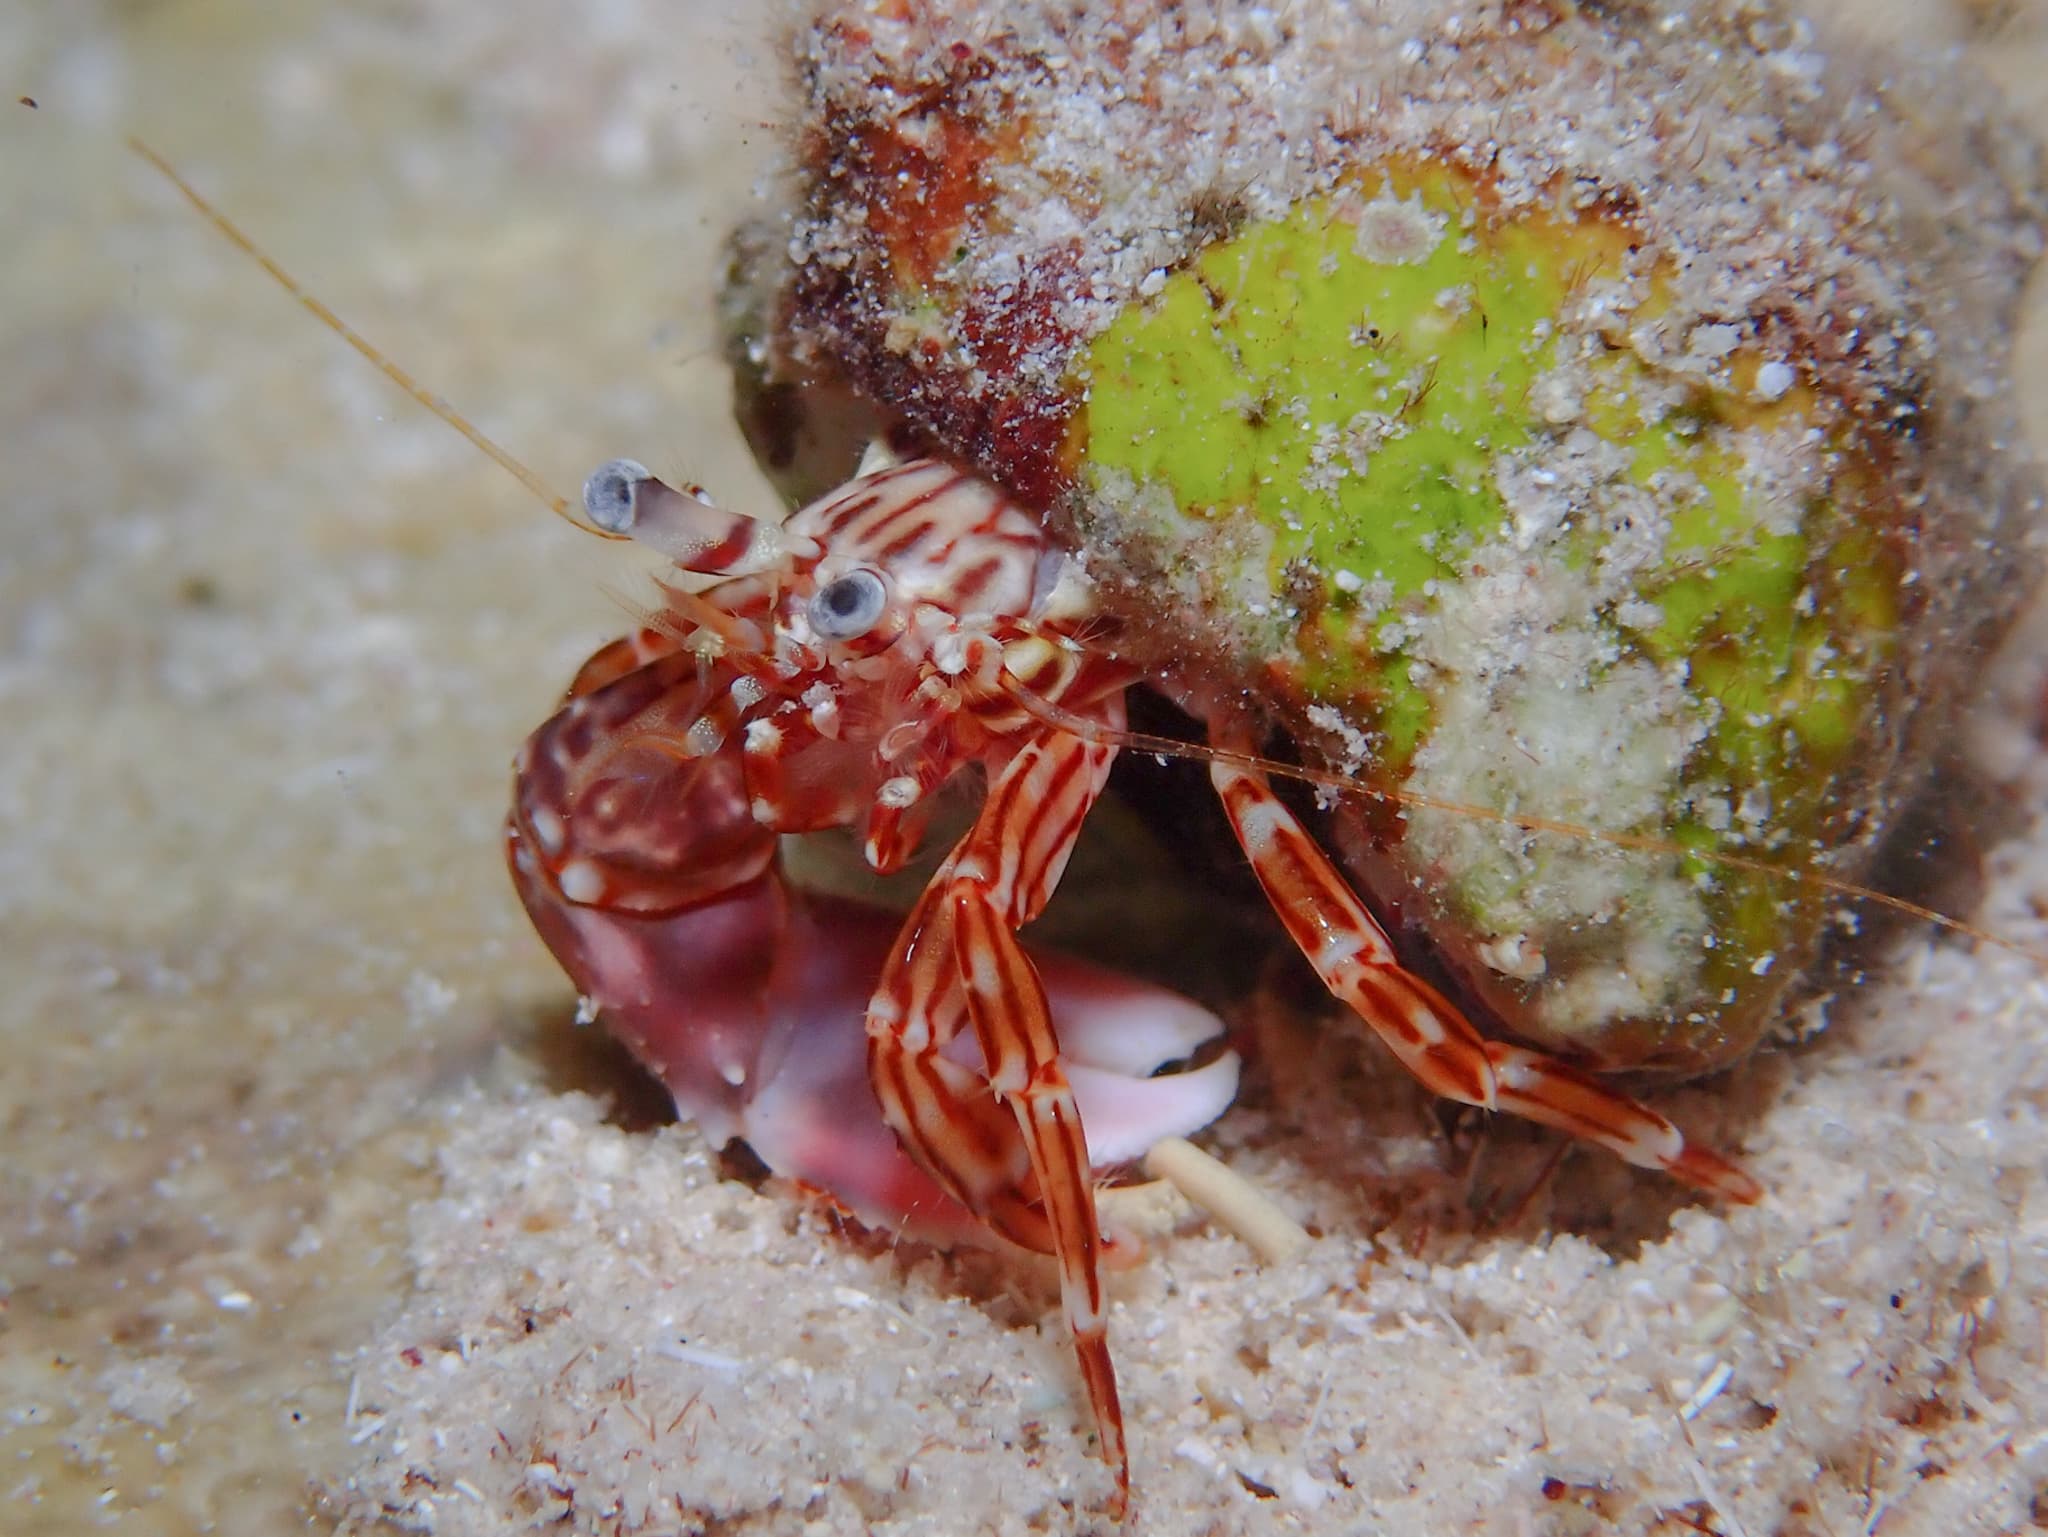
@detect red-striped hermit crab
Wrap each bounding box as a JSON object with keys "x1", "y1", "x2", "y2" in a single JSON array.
[
  {"x1": 133, "y1": 0, "x2": 2045, "y2": 1521},
  {"x1": 506, "y1": 0, "x2": 2041, "y2": 1511},
  {"x1": 504, "y1": 446, "x2": 1767, "y2": 1514}
]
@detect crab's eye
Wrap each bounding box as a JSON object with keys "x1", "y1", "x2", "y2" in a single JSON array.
[
  {"x1": 808, "y1": 568, "x2": 889, "y2": 640},
  {"x1": 581, "y1": 459, "x2": 653, "y2": 532}
]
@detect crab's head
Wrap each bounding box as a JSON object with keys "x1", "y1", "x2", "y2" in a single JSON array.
[{"x1": 582, "y1": 451, "x2": 1085, "y2": 690}]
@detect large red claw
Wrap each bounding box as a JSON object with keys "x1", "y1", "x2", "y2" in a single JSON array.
[{"x1": 507, "y1": 845, "x2": 1239, "y2": 1245}]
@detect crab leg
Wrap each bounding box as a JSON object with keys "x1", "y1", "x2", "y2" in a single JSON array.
[
  {"x1": 562, "y1": 627, "x2": 683, "y2": 698},
  {"x1": 1207, "y1": 739, "x2": 1761, "y2": 1204},
  {"x1": 867, "y1": 722, "x2": 1132, "y2": 1510}
]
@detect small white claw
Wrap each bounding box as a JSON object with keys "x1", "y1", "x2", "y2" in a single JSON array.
[{"x1": 1067, "y1": 1059, "x2": 1239, "y2": 1167}]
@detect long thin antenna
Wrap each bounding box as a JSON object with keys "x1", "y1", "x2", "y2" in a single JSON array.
[{"x1": 127, "y1": 136, "x2": 624, "y2": 540}]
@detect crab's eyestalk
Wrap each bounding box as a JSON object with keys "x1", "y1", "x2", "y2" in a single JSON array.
[{"x1": 582, "y1": 458, "x2": 819, "y2": 577}]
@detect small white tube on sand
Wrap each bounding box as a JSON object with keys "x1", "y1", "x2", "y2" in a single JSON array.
[{"x1": 1143, "y1": 1136, "x2": 1312, "y2": 1265}]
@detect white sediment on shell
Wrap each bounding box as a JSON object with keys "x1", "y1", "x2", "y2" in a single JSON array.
[
  {"x1": 784, "y1": 0, "x2": 2042, "y2": 736},
  {"x1": 1391, "y1": 400, "x2": 1834, "y2": 1003},
  {"x1": 1398, "y1": 507, "x2": 1715, "y2": 1011},
  {"x1": 1732, "y1": 424, "x2": 1837, "y2": 539},
  {"x1": 1073, "y1": 465, "x2": 1292, "y2": 652},
  {"x1": 788, "y1": 0, "x2": 2043, "y2": 437}
]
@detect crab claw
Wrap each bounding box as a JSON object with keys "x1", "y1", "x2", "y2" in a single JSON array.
[{"x1": 507, "y1": 841, "x2": 1239, "y2": 1246}]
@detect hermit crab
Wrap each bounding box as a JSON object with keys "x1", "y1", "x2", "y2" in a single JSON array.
[
  {"x1": 505, "y1": 0, "x2": 2043, "y2": 1512},
  {"x1": 507, "y1": 440, "x2": 1779, "y2": 1513},
  {"x1": 131, "y1": 0, "x2": 2045, "y2": 1520}
]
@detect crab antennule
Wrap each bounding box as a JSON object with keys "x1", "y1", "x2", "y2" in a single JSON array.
[
  {"x1": 126, "y1": 137, "x2": 623, "y2": 543},
  {"x1": 582, "y1": 458, "x2": 821, "y2": 576}
]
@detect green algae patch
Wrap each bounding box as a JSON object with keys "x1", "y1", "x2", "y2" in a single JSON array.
[
  {"x1": 1063, "y1": 163, "x2": 1916, "y2": 1068},
  {"x1": 1074, "y1": 167, "x2": 1610, "y2": 730}
]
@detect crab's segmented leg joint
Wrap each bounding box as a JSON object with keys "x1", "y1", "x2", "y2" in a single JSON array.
[
  {"x1": 865, "y1": 721, "x2": 1131, "y2": 1510},
  {"x1": 1484, "y1": 1042, "x2": 1764, "y2": 1203},
  {"x1": 1209, "y1": 754, "x2": 1499, "y2": 1107},
  {"x1": 949, "y1": 885, "x2": 1127, "y2": 1504},
  {"x1": 866, "y1": 768, "x2": 943, "y2": 875},
  {"x1": 1208, "y1": 732, "x2": 1759, "y2": 1203}
]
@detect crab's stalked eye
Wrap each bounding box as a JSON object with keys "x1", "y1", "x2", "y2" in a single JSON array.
[
  {"x1": 809, "y1": 568, "x2": 889, "y2": 640},
  {"x1": 580, "y1": 459, "x2": 818, "y2": 577},
  {"x1": 581, "y1": 458, "x2": 653, "y2": 532}
]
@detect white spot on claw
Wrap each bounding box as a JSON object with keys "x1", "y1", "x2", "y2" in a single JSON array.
[
  {"x1": 559, "y1": 860, "x2": 605, "y2": 904},
  {"x1": 529, "y1": 807, "x2": 565, "y2": 856}
]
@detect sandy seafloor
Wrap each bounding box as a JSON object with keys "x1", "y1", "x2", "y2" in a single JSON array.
[{"x1": 6, "y1": 2, "x2": 2048, "y2": 1533}]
